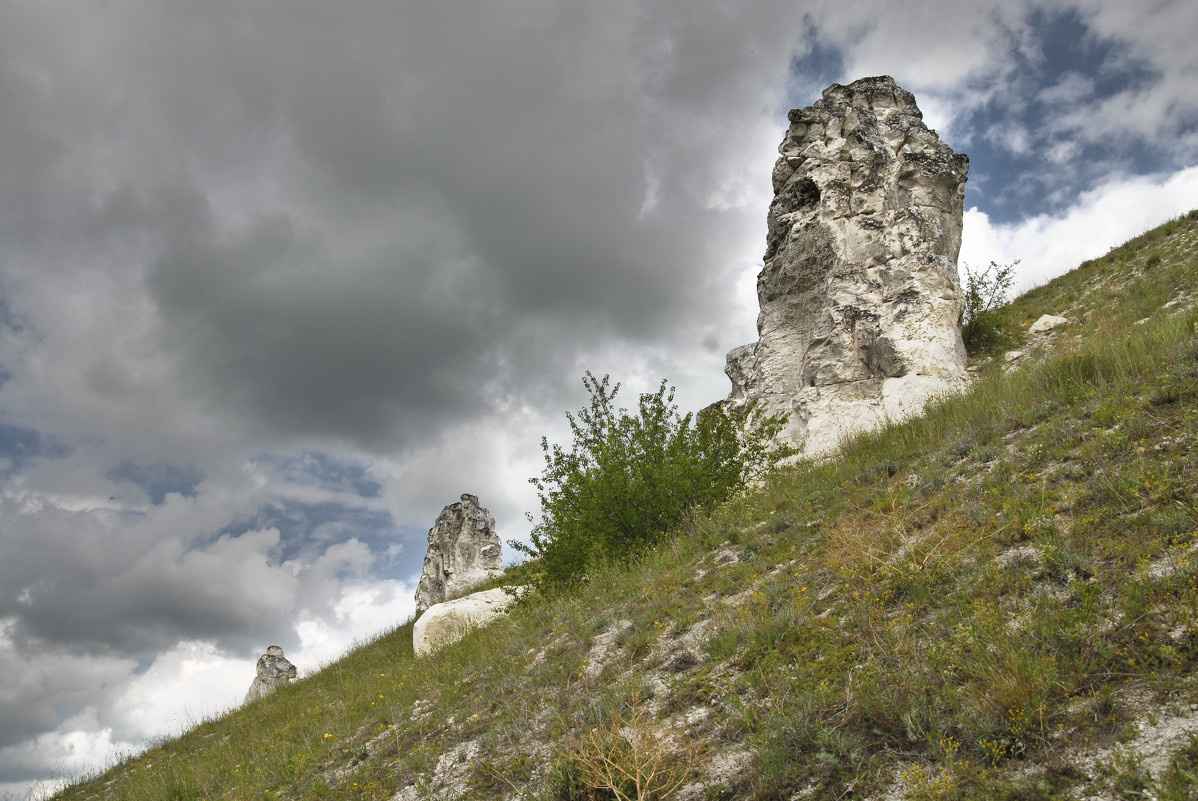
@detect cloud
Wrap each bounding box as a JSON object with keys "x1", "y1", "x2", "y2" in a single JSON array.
[
  {"x1": 0, "y1": 620, "x2": 137, "y2": 751},
  {"x1": 0, "y1": 449, "x2": 421, "y2": 655},
  {"x1": 105, "y1": 641, "x2": 248, "y2": 743},
  {"x1": 799, "y1": 1, "x2": 1197, "y2": 226},
  {"x1": 1036, "y1": 71, "x2": 1096, "y2": 106},
  {"x1": 960, "y1": 165, "x2": 1198, "y2": 292},
  {"x1": 0, "y1": 0, "x2": 808, "y2": 468},
  {"x1": 293, "y1": 579, "x2": 416, "y2": 671},
  {"x1": 0, "y1": 712, "x2": 121, "y2": 799}
]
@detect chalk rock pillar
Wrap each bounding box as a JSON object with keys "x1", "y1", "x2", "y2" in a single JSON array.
[
  {"x1": 243, "y1": 645, "x2": 297, "y2": 704},
  {"x1": 414, "y1": 494, "x2": 503, "y2": 616},
  {"x1": 725, "y1": 75, "x2": 970, "y2": 456}
]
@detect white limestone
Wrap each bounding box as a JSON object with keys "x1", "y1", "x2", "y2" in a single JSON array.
[
  {"x1": 414, "y1": 494, "x2": 504, "y2": 616},
  {"x1": 1029, "y1": 314, "x2": 1069, "y2": 333},
  {"x1": 412, "y1": 587, "x2": 521, "y2": 656},
  {"x1": 243, "y1": 645, "x2": 297, "y2": 704},
  {"x1": 724, "y1": 76, "x2": 970, "y2": 457}
]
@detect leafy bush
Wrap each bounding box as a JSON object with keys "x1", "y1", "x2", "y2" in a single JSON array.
[
  {"x1": 511, "y1": 372, "x2": 788, "y2": 590},
  {"x1": 962, "y1": 260, "x2": 1018, "y2": 355}
]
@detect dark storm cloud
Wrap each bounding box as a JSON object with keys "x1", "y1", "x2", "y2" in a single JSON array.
[
  {"x1": 0, "y1": 496, "x2": 295, "y2": 655},
  {"x1": 0, "y1": 1, "x2": 801, "y2": 457}
]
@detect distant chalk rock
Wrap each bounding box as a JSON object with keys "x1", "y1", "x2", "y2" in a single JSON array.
[
  {"x1": 413, "y1": 587, "x2": 522, "y2": 656},
  {"x1": 243, "y1": 645, "x2": 297, "y2": 704},
  {"x1": 1029, "y1": 314, "x2": 1069, "y2": 333},
  {"x1": 414, "y1": 494, "x2": 504, "y2": 616},
  {"x1": 724, "y1": 76, "x2": 970, "y2": 457}
]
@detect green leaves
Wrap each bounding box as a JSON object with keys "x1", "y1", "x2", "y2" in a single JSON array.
[
  {"x1": 511, "y1": 372, "x2": 789, "y2": 591},
  {"x1": 962, "y1": 260, "x2": 1018, "y2": 355}
]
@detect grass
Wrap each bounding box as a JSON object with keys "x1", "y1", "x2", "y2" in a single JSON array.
[{"x1": 51, "y1": 210, "x2": 1198, "y2": 800}]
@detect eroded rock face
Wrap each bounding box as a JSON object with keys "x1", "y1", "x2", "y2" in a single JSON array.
[
  {"x1": 725, "y1": 76, "x2": 970, "y2": 457},
  {"x1": 243, "y1": 645, "x2": 297, "y2": 704},
  {"x1": 414, "y1": 494, "x2": 503, "y2": 616}
]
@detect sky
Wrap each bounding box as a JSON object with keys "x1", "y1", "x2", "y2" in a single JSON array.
[{"x1": 0, "y1": 0, "x2": 1195, "y2": 796}]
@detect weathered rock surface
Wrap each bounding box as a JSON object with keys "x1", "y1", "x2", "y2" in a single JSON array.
[
  {"x1": 414, "y1": 494, "x2": 504, "y2": 616},
  {"x1": 724, "y1": 75, "x2": 970, "y2": 457},
  {"x1": 412, "y1": 587, "x2": 521, "y2": 656},
  {"x1": 243, "y1": 645, "x2": 297, "y2": 704}
]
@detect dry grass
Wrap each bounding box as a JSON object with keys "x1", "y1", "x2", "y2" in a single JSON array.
[{"x1": 563, "y1": 711, "x2": 693, "y2": 801}]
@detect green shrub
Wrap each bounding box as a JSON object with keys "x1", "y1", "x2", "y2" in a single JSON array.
[
  {"x1": 962, "y1": 260, "x2": 1018, "y2": 355},
  {"x1": 511, "y1": 372, "x2": 789, "y2": 590}
]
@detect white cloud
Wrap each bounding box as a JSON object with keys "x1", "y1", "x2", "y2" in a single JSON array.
[
  {"x1": 1037, "y1": 71, "x2": 1095, "y2": 106},
  {"x1": 0, "y1": 714, "x2": 121, "y2": 801},
  {"x1": 293, "y1": 580, "x2": 417, "y2": 672},
  {"x1": 108, "y1": 641, "x2": 247, "y2": 742},
  {"x1": 961, "y1": 165, "x2": 1198, "y2": 292},
  {"x1": 822, "y1": 0, "x2": 1021, "y2": 94},
  {"x1": 1044, "y1": 140, "x2": 1081, "y2": 165}
]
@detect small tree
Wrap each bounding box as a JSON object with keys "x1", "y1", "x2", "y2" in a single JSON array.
[
  {"x1": 961, "y1": 260, "x2": 1018, "y2": 354},
  {"x1": 511, "y1": 372, "x2": 788, "y2": 590}
]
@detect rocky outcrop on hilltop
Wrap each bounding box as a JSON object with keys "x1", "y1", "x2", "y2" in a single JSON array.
[
  {"x1": 243, "y1": 646, "x2": 297, "y2": 704},
  {"x1": 414, "y1": 494, "x2": 504, "y2": 616},
  {"x1": 725, "y1": 75, "x2": 970, "y2": 456}
]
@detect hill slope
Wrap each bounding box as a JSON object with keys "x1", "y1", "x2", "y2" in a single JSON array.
[{"x1": 55, "y1": 211, "x2": 1198, "y2": 800}]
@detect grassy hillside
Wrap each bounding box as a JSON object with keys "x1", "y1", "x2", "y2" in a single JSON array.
[{"x1": 55, "y1": 211, "x2": 1198, "y2": 800}]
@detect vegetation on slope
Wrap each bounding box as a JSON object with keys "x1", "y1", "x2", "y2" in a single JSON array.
[
  {"x1": 53, "y1": 210, "x2": 1198, "y2": 800},
  {"x1": 513, "y1": 371, "x2": 790, "y2": 592}
]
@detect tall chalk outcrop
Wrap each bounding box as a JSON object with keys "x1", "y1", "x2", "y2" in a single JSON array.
[
  {"x1": 725, "y1": 76, "x2": 970, "y2": 456},
  {"x1": 414, "y1": 494, "x2": 503, "y2": 616}
]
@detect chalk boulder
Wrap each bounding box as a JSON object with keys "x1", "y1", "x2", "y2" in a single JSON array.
[
  {"x1": 414, "y1": 494, "x2": 504, "y2": 616},
  {"x1": 724, "y1": 76, "x2": 970, "y2": 457},
  {"x1": 1029, "y1": 314, "x2": 1069, "y2": 333},
  {"x1": 413, "y1": 587, "x2": 521, "y2": 656},
  {"x1": 243, "y1": 645, "x2": 297, "y2": 704}
]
